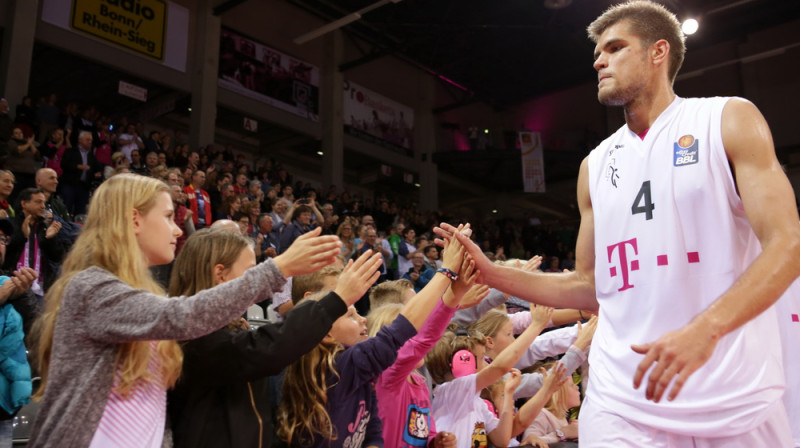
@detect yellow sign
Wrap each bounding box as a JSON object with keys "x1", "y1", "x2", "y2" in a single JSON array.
[{"x1": 70, "y1": 0, "x2": 167, "y2": 61}]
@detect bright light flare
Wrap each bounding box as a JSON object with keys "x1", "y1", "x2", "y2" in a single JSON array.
[{"x1": 682, "y1": 18, "x2": 699, "y2": 35}]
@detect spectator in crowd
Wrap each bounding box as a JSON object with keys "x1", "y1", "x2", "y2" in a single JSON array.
[
  {"x1": 4, "y1": 127, "x2": 39, "y2": 193},
  {"x1": 402, "y1": 252, "x2": 434, "y2": 293},
  {"x1": 216, "y1": 195, "x2": 241, "y2": 222},
  {"x1": 117, "y1": 123, "x2": 143, "y2": 162},
  {"x1": 184, "y1": 169, "x2": 212, "y2": 230},
  {"x1": 233, "y1": 173, "x2": 248, "y2": 195},
  {"x1": 40, "y1": 128, "x2": 69, "y2": 177},
  {"x1": 232, "y1": 212, "x2": 250, "y2": 237},
  {"x1": 0, "y1": 171, "x2": 15, "y2": 218},
  {"x1": 35, "y1": 94, "x2": 60, "y2": 146},
  {"x1": 0, "y1": 99, "x2": 12, "y2": 160},
  {"x1": 144, "y1": 131, "x2": 161, "y2": 154},
  {"x1": 104, "y1": 151, "x2": 128, "y2": 179},
  {"x1": 254, "y1": 214, "x2": 278, "y2": 262},
  {"x1": 93, "y1": 119, "x2": 112, "y2": 168},
  {"x1": 35, "y1": 168, "x2": 70, "y2": 222},
  {"x1": 4, "y1": 188, "x2": 64, "y2": 301},
  {"x1": 144, "y1": 151, "x2": 159, "y2": 176},
  {"x1": 337, "y1": 220, "x2": 356, "y2": 260},
  {"x1": 168, "y1": 183, "x2": 194, "y2": 254},
  {"x1": 0, "y1": 218, "x2": 37, "y2": 446},
  {"x1": 278, "y1": 204, "x2": 316, "y2": 254},
  {"x1": 397, "y1": 226, "x2": 421, "y2": 277},
  {"x1": 268, "y1": 197, "x2": 288, "y2": 237},
  {"x1": 130, "y1": 149, "x2": 147, "y2": 175},
  {"x1": 60, "y1": 131, "x2": 101, "y2": 216},
  {"x1": 423, "y1": 245, "x2": 442, "y2": 271}
]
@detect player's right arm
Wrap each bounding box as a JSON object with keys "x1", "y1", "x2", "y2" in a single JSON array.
[{"x1": 438, "y1": 157, "x2": 597, "y2": 311}]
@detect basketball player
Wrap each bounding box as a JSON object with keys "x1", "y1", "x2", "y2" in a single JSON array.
[{"x1": 436, "y1": 1, "x2": 799, "y2": 446}]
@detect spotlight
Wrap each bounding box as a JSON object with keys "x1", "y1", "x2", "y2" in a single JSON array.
[{"x1": 682, "y1": 18, "x2": 699, "y2": 35}]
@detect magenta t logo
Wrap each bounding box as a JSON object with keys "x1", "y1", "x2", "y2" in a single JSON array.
[{"x1": 607, "y1": 238, "x2": 639, "y2": 291}]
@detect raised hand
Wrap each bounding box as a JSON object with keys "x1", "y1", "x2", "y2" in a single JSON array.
[
  {"x1": 541, "y1": 362, "x2": 568, "y2": 393},
  {"x1": 334, "y1": 250, "x2": 383, "y2": 306},
  {"x1": 45, "y1": 221, "x2": 62, "y2": 239},
  {"x1": 574, "y1": 315, "x2": 598, "y2": 351},
  {"x1": 530, "y1": 304, "x2": 554, "y2": 329},
  {"x1": 272, "y1": 227, "x2": 342, "y2": 278},
  {"x1": 521, "y1": 255, "x2": 543, "y2": 272},
  {"x1": 458, "y1": 284, "x2": 489, "y2": 309}
]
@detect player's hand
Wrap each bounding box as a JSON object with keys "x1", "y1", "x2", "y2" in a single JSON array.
[
  {"x1": 631, "y1": 321, "x2": 718, "y2": 403},
  {"x1": 433, "y1": 222, "x2": 493, "y2": 284}
]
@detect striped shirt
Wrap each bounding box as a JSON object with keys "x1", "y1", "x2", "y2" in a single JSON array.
[{"x1": 89, "y1": 342, "x2": 166, "y2": 448}]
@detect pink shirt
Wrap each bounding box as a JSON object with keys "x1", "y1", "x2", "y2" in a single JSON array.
[
  {"x1": 376, "y1": 299, "x2": 457, "y2": 448},
  {"x1": 89, "y1": 342, "x2": 166, "y2": 448}
]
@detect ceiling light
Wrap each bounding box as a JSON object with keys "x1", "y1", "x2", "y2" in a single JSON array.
[
  {"x1": 492, "y1": 209, "x2": 498, "y2": 214},
  {"x1": 682, "y1": 18, "x2": 699, "y2": 35}
]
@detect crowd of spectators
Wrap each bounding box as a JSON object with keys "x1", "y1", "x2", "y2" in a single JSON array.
[{"x1": 0, "y1": 92, "x2": 587, "y2": 446}]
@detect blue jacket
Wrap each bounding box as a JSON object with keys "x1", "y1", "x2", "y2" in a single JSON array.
[{"x1": 0, "y1": 276, "x2": 32, "y2": 416}]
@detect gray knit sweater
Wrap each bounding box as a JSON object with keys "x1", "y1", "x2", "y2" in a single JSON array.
[{"x1": 28, "y1": 260, "x2": 287, "y2": 448}]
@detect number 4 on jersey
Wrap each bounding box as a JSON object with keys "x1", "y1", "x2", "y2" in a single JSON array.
[{"x1": 631, "y1": 181, "x2": 655, "y2": 220}]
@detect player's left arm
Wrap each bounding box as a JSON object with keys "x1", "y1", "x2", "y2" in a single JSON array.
[{"x1": 632, "y1": 98, "x2": 800, "y2": 403}]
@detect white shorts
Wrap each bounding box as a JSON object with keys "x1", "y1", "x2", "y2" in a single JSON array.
[{"x1": 578, "y1": 393, "x2": 793, "y2": 447}]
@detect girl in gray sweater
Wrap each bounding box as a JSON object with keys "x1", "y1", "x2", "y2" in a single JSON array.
[{"x1": 27, "y1": 174, "x2": 342, "y2": 448}]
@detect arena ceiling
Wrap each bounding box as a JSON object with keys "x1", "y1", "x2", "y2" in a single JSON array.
[{"x1": 283, "y1": 0, "x2": 800, "y2": 110}]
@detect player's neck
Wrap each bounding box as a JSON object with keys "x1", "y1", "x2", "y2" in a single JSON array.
[{"x1": 623, "y1": 84, "x2": 676, "y2": 135}]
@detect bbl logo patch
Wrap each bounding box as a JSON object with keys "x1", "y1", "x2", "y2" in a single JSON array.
[{"x1": 674, "y1": 135, "x2": 699, "y2": 166}]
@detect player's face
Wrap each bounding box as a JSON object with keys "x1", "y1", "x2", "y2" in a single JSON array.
[{"x1": 593, "y1": 20, "x2": 651, "y2": 107}]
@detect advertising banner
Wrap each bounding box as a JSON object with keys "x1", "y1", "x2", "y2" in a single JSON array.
[
  {"x1": 219, "y1": 28, "x2": 319, "y2": 121},
  {"x1": 519, "y1": 131, "x2": 545, "y2": 193},
  {"x1": 343, "y1": 80, "x2": 414, "y2": 151}
]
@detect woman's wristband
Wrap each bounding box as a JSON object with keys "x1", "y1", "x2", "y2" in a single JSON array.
[{"x1": 436, "y1": 267, "x2": 458, "y2": 281}]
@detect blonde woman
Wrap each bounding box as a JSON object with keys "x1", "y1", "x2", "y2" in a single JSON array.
[{"x1": 27, "y1": 174, "x2": 342, "y2": 447}]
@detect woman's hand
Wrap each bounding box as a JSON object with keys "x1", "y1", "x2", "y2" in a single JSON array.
[
  {"x1": 273, "y1": 227, "x2": 341, "y2": 278},
  {"x1": 334, "y1": 250, "x2": 383, "y2": 306}
]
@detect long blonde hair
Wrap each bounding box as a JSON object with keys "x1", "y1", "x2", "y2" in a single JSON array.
[
  {"x1": 469, "y1": 309, "x2": 511, "y2": 340},
  {"x1": 277, "y1": 291, "x2": 344, "y2": 445},
  {"x1": 30, "y1": 174, "x2": 183, "y2": 399}
]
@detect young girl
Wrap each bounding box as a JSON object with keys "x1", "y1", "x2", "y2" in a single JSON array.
[
  {"x1": 167, "y1": 229, "x2": 382, "y2": 448},
  {"x1": 470, "y1": 310, "x2": 597, "y2": 399},
  {"x1": 27, "y1": 174, "x2": 342, "y2": 447},
  {"x1": 277, "y1": 231, "x2": 467, "y2": 448},
  {"x1": 425, "y1": 306, "x2": 565, "y2": 448},
  {"x1": 521, "y1": 362, "x2": 583, "y2": 446},
  {"x1": 366, "y1": 259, "x2": 485, "y2": 448}
]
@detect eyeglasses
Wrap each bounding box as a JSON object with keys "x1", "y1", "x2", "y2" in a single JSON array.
[{"x1": 0, "y1": 236, "x2": 9, "y2": 246}]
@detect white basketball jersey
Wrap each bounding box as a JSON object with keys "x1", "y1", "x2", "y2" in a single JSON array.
[{"x1": 586, "y1": 96, "x2": 785, "y2": 436}]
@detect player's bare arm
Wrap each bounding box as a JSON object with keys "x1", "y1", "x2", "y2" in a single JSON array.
[
  {"x1": 435, "y1": 159, "x2": 597, "y2": 311},
  {"x1": 632, "y1": 97, "x2": 800, "y2": 403}
]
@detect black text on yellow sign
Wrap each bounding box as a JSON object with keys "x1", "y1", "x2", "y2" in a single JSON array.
[{"x1": 70, "y1": 0, "x2": 168, "y2": 61}]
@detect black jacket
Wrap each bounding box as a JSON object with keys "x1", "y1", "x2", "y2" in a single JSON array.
[
  {"x1": 168, "y1": 291, "x2": 347, "y2": 448},
  {"x1": 3, "y1": 215, "x2": 65, "y2": 292},
  {"x1": 60, "y1": 146, "x2": 102, "y2": 187}
]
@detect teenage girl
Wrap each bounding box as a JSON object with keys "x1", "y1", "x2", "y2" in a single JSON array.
[
  {"x1": 167, "y1": 228, "x2": 382, "y2": 448},
  {"x1": 27, "y1": 174, "x2": 342, "y2": 447}
]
